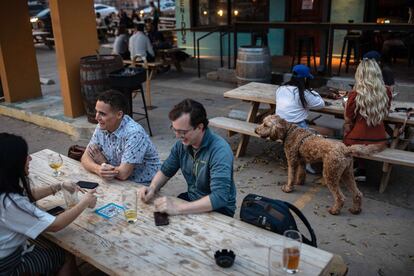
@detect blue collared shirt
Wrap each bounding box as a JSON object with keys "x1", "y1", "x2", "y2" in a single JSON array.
[
  {"x1": 88, "y1": 115, "x2": 160, "y2": 184},
  {"x1": 161, "y1": 128, "x2": 236, "y2": 216}
]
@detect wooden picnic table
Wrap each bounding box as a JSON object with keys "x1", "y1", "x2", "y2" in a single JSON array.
[
  {"x1": 30, "y1": 149, "x2": 347, "y2": 276},
  {"x1": 223, "y1": 82, "x2": 414, "y2": 192}
]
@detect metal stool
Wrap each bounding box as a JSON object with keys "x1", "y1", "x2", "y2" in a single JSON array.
[
  {"x1": 291, "y1": 35, "x2": 317, "y2": 71},
  {"x1": 338, "y1": 34, "x2": 362, "y2": 75}
]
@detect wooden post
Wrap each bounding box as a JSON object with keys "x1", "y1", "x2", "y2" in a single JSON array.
[
  {"x1": 0, "y1": 1, "x2": 42, "y2": 102},
  {"x1": 49, "y1": 0, "x2": 99, "y2": 117}
]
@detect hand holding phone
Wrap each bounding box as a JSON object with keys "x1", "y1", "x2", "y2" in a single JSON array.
[
  {"x1": 154, "y1": 212, "x2": 169, "y2": 226},
  {"x1": 77, "y1": 181, "x2": 99, "y2": 189}
]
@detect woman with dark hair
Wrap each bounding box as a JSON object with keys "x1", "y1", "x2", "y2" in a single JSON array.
[
  {"x1": 0, "y1": 133, "x2": 97, "y2": 275},
  {"x1": 275, "y1": 64, "x2": 325, "y2": 129}
]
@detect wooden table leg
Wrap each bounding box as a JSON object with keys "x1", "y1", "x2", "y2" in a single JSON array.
[
  {"x1": 379, "y1": 126, "x2": 401, "y2": 193},
  {"x1": 145, "y1": 68, "x2": 157, "y2": 110},
  {"x1": 235, "y1": 102, "x2": 259, "y2": 158}
]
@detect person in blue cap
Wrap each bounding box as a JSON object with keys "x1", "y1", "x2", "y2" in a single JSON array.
[
  {"x1": 363, "y1": 51, "x2": 395, "y2": 88},
  {"x1": 275, "y1": 64, "x2": 325, "y2": 173},
  {"x1": 275, "y1": 64, "x2": 325, "y2": 129}
]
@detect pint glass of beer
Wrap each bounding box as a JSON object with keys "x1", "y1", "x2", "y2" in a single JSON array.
[
  {"x1": 282, "y1": 230, "x2": 302, "y2": 274},
  {"x1": 122, "y1": 189, "x2": 137, "y2": 223}
]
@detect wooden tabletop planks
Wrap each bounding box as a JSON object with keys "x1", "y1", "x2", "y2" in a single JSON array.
[{"x1": 30, "y1": 149, "x2": 343, "y2": 275}]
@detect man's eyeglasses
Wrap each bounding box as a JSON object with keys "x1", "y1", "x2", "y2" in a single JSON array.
[{"x1": 170, "y1": 125, "x2": 194, "y2": 136}]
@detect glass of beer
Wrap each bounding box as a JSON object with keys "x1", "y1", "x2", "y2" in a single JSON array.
[
  {"x1": 48, "y1": 153, "x2": 63, "y2": 177},
  {"x1": 282, "y1": 230, "x2": 302, "y2": 274},
  {"x1": 122, "y1": 189, "x2": 137, "y2": 223}
]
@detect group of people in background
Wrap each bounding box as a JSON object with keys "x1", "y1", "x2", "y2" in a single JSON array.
[{"x1": 277, "y1": 50, "x2": 393, "y2": 180}]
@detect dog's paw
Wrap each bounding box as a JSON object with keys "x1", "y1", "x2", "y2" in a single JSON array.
[
  {"x1": 328, "y1": 207, "x2": 340, "y2": 215},
  {"x1": 281, "y1": 185, "x2": 294, "y2": 193},
  {"x1": 348, "y1": 207, "x2": 361, "y2": 215}
]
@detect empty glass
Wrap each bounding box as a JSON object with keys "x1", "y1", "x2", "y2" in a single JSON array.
[{"x1": 63, "y1": 187, "x2": 78, "y2": 208}]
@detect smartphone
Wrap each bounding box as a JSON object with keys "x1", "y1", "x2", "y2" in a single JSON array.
[
  {"x1": 154, "y1": 212, "x2": 169, "y2": 226},
  {"x1": 77, "y1": 181, "x2": 99, "y2": 189},
  {"x1": 47, "y1": 206, "x2": 65, "y2": 216}
]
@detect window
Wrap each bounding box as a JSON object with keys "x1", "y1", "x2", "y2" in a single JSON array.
[{"x1": 192, "y1": 0, "x2": 269, "y2": 27}]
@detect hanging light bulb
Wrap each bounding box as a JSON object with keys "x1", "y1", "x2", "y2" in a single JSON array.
[
  {"x1": 234, "y1": 10, "x2": 239, "y2": 16},
  {"x1": 203, "y1": 10, "x2": 208, "y2": 15},
  {"x1": 217, "y1": 9, "x2": 224, "y2": 17}
]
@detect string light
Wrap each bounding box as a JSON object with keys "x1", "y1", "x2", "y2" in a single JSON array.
[
  {"x1": 234, "y1": 10, "x2": 239, "y2": 16},
  {"x1": 217, "y1": 9, "x2": 224, "y2": 16}
]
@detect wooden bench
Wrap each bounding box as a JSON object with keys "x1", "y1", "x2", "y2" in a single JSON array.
[{"x1": 210, "y1": 116, "x2": 414, "y2": 192}]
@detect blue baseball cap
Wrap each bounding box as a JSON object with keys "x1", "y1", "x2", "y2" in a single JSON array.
[
  {"x1": 363, "y1": 50, "x2": 381, "y2": 61},
  {"x1": 292, "y1": 64, "x2": 314, "y2": 79}
]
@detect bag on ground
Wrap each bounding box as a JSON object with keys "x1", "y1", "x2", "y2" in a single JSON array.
[{"x1": 240, "y1": 193, "x2": 317, "y2": 247}]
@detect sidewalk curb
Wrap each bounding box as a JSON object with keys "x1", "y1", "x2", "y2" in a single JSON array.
[{"x1": 0, "y1": 104, "x2": 94, "y2": 140}]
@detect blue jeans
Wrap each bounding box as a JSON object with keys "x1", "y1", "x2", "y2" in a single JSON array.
[{"x1": 295, "y1": 120, "x2": 309, "y2": 129}]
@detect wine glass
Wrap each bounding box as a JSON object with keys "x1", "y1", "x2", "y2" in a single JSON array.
[{"x1": 48, "y1": 153, "x2": 63, "y2": 177}]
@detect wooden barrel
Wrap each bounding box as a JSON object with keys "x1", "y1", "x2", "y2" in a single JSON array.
[
  {"x1": 80, "y1": 55, "x2": 123, "y2": 123},
  {"x1": 236, "y1": 46, "x2": 272, "y2": 87}
]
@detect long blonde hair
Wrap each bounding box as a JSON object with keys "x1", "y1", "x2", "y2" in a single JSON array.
[{"x1": 354, "y1": 59, "x2": 389, "y2": 126}]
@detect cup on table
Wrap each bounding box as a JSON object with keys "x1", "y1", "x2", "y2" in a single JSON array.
[
  {"x1": 122, "y1": 189, "x2": 137, "y2": 223},
  {"x1": 62, "y1": 187, "x2": 79, "y2": 208},
  {"x1": 282, "y1": 230, "x2": 302, "y2": 274}
]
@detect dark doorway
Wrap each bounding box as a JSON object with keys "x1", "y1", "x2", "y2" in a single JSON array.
[{"x1": 285, "y1": 0, "x2": 324, "y2": 56}]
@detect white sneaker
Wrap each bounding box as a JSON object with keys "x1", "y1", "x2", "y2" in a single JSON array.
[
  {"x1": 305, "y1": 163, "x2": 317, "y2": 174},
  {"x1": 355, "y1": 175, "x2": 366, "y2": 182}
]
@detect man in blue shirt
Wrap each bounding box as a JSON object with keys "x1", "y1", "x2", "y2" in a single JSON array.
[
  {"x1": 81, "y1": 90, "x2": 160, "y2": 184},
  {"x1": 138, "y1": 99, "x2": 236, "y2": 217}
]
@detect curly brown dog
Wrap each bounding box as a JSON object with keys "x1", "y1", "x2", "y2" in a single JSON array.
[{"x1": 255, "y1": 115, "x2": 384, "y2": 215}]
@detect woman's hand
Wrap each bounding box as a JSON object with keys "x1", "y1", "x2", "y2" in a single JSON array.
[{"x1": 80, "y1": 189, "x2": 97, "y2": 209}]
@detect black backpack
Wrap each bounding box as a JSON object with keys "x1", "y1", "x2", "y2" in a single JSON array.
[{"x1": 240, "y1": 194, "x2": 317, "y2": 247}]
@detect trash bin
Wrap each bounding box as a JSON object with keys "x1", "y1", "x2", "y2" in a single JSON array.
[
  {"x1": 80, "y1": 54, "x2": 123, "y2": 123},
  {"x1": 109, "y1": 67, "x2": 152, "y2": 136},
  {"x1": 236, "y1": 46, "x2": 271, "y2": 87},
  {"x1": 109, "y1": 67, "x2": 146, "y2": 116}
]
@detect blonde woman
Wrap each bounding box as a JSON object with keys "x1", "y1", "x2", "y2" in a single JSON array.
[{"x1": 343, "y1": 59, "x2": 391, "y2": 180}]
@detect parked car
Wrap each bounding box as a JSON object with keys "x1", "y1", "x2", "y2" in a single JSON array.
[
  {"x1": 30, "y1": 4, "x2": 118, "y2": 31},
  {"x1": 94, "y1": 4, "x2": 118, "y2": 18},
  {"x1": 28, "y1": 1, "x2": 46, "y2": 16},
  {"x1": 140, "y1": 2, "x2": 175, "y2": 17}
]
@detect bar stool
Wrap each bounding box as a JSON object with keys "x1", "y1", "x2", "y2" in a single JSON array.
[
  {"x1": 337, "y1": 34, "x2": 362, "y2": 75},
  {"x1": 291, "y1": 35, "x2": 317, "y2": 71}
]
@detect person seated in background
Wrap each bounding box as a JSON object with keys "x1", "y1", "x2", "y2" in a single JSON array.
[
  {"x1": 146, "y1": 19, "x2": 170, "y2": 50},
  {"x1": 363, "y1": 51, "x2": 395, "y2": 88},
  {"x1": 275, "y1": 64, "x2": 325, "y2": 129},
  {"x1": 344, "y1": 59, "x2": 392, "y2": 181},
  {"x1": 129, "y1": 23, "x2": 155, "y2": 62},
  {"x1": 275, "y1": 64, "x2": 325, "y2": 174},
  {"x1": 119, "y1": 10, "x2": 134, "y2": 28},
  {"x1": 113, "y1": 26, "x2": 130, "y2": 60},
  {"x1": 81, "y1": 90, "x2": 160, "y2": 184},
  {"x1": 138, "y1": 99, "x2": 237, "y2": 217},
  {"x1": 0, "y1": 133, "x2": 97, "y2": 275},
  {"x1": 131, "y1": 9, "x2": 141, "y2": 25},
  {"x1": 149, "y1": 1, "x2": 160, "y2": 31}
]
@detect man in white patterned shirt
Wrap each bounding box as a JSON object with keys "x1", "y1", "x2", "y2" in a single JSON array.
[{"x1": 81, "y1": 90, "x2": 160, "y2": 184}]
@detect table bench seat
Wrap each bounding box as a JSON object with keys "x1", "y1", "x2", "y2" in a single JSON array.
[{"x1": 210, "y1": 116, "x2": 414, "y2": 185}]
